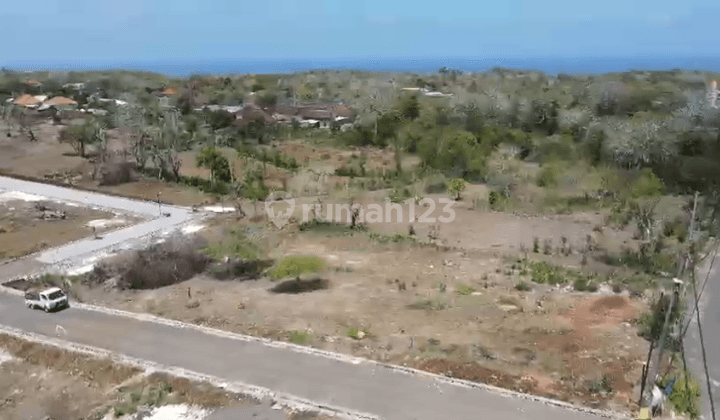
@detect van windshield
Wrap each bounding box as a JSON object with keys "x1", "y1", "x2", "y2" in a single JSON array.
[{"x1": 47, "y1": 291, "x2": 65, "y2": 300}]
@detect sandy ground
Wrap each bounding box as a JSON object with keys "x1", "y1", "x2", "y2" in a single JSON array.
[
  {"x1": 0, "y1": 334, "x2": 328, "y2": 420},
  {"x1": 0, "y1": 196, "x2": 140, "y2": 261}
]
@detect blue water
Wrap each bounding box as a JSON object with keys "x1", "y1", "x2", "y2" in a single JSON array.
[{"x1": 4, "y1": 56, "x2": 720, "y2": 77}]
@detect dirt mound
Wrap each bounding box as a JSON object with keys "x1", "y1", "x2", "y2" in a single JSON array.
[{"x1": 590, "y1": 296, "x2": 628, "y2": 313}]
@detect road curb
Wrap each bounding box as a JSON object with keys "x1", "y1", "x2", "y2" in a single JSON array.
[
  {"x1": 3, "y1": 292, "x2": 630, "y2": 420},
  {"x1": 0, "y1": 325, "x2": 380, "y2": 420}
]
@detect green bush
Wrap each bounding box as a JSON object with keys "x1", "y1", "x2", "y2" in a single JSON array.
[
  {"x1": 630, "y1": 169, "x2": 664, "y2": 198},
  {"x1": 270, "y1": 255, "x2": 325, "y2": 280},
  {"x1": 664, "y1": 375, "x2": 701, "y2": 419},
  {"x1": 530, "y1": 261, "x2": 567, "y2": 285},
  {"x1": 537, "y1": 164, "x2": 560, "y2": 187},
  {"x1": 573, "y1": 277, "x2": 598, "y2": 292}
]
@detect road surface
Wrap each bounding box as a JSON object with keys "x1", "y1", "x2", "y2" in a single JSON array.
[
  {"x1": 685, "y1": 248, "x2": 720, "y2": 420},
  {"x1": 0, "y1": 292, "x2": 622, "y2": 420},
  {"x1": 0, "y1": 175, "x2": 204, "y2": 282}
]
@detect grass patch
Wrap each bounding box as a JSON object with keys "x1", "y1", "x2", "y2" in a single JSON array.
[
  {"x1": 269, "y1": 255, "x2": 325, "y2": 280},
  {"x1": 113, "y1": 382, "x2": 178, "y2": 417},
  {"x1": 573, "y1": 277, "x2": 599, "y2": 292},
  {"x1": 286, "y1": 330, "x2": 314, "y2": 345},
  {"x1": 346, "y1": 326, "x2": 370, "y2": 340},
  {"x1": 410, "y1": 297, "x2": 449, "y2": 310},
  {"x1": 368, "y1": 232, "x2": 416, "y2": 244}
]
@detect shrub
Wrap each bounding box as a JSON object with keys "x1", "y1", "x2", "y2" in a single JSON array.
[
  {"x1": 515, "y1": 281, "x2": 531, "y2": 291},
  {"x1": 530, "y1": 261, "x2": 566, "y2": 285},
  {"x1": 664, "y1": 375, "x2": 701, "y2": 419},
  {"x1": 630, "y1": 169, "x2": 664, "y2": 198},
  {"x1": 270, "y1": 255, "x2": 325, "y2": 280},
  {"x1": 573, "y1": 277, "x2": 598, "y2": 292},
  {"x1": 457, "y1": 285, "x2": 475, "y2": 295},
  {"x1": 537, "y1": 164, "x2": 560, "y2": 187}
]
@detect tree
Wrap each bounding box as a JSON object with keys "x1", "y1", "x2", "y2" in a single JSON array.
[
  {"x1": 58, "y1": 122, "x2": 96, "y2": 157},
  {"x1": 196, "y1": 146, "x2": 232, "y2": 184},
  {"x1": 399, "y1": 94, "x2": 420, "y2": 120},
  {"x1": 205, "y1": 109, "x2": 234, "y2": 132},
  {"x1": 449, "y1": 178, "x2": 466, "y2": 200}
]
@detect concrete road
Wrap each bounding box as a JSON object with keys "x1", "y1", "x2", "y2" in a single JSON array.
[
  {"x1": 0, "y1": 293, "x2": 621, "y2": 420},
  {"x1": 0, "y1": 176, "x2": 204, "y2": 281},
  {"x1": 685, "y1": 249, "x2": 720, "y2": 420}
]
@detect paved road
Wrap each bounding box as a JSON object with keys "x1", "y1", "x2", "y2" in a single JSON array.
[
  {"x1": 685, "y1": 249, "x2": 720, "y2": 420},
  {"x1": 0, "y1": 176, "x2": 204, "y2": 281},
  {"x1": 0, "y1": 293, "x2": 621, "y2": 420}
]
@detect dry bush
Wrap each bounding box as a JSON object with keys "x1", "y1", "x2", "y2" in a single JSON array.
[
  {"x1": 119, "y1": 235, "x2": 209, "y2": 290},
  {"x1": 96, "y1": 161, "x2": 140, "y2": 186},
  {"x1": 84, "y1": 235, "x2": 209, "y2": 290}
]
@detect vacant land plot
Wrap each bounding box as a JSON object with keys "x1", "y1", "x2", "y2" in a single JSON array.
[
  {"x1": 0, "y1": 194, "x2": 140, "y2": 261},
  {"x1": 68, "y1": 206, "x2": 653, "y2": 414},
  {"x1": 0, "y1": 334, "x2": 328, "y2": 420}
]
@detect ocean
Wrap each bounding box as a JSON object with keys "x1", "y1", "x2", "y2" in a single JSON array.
[{"x1": 4, "y1": 56, "x2": 720, "y2": 77}]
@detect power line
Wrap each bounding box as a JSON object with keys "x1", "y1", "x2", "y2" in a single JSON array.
[
  {"x1": 691, "y1": 262, "x2": 717, "y2": 420},
  {"x1": 679, "y1": 244, "x2": 718, "y2": 342}
]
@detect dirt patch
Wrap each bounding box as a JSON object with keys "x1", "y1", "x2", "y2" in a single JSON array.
[
  {"x1": 418, "y1": 358, "x2": 519, "y2": 389},
  {"x1": 0, "y1": 198, "x2": 138, "y2": 261}
]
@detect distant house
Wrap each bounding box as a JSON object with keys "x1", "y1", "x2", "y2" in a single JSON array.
[
  {"x1": 12, "y1": 94, "x2": 41, "y2": 108},
  {"x1": 24, "y1": 80, "x2": 42, "y2": 88},
  {"x1": 42, "y1": 96, "x2": 78, "y2": 108},
  {"x1": 232, "y1": 104, "x2": 274, "y2": 127},
  {"x1": 63, "y1": 83, "x2": 86, "y2": 90}
]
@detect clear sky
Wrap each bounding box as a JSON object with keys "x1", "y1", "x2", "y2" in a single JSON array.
[{"x1": 2, "y1": 0, "x2": 719, "y2": 65}]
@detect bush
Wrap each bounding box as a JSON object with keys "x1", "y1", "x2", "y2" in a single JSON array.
[
  {"x1": 270, "y1": 255, "x2": 325, "y2": 280},
  {"x1": 97, "y1": 161, "x2": 139, "y2": 186},
  {"x1": 530, "y1": 261, "x2": 566, "y2": 285},
  {"x1": 536, "y1": 164, "x2": 560, "y2": 187},
  {"x1": 515, "y1": 281, "x2": 531, "y2": 291},
  {"x1": 631, "y1": 169, "x2": 664, "y2": 198},
  {"x1": 663, "y1": 375, "x2": 701, "y2": 419},
  {"x1": 573, "y1": 277, "x2": 598, "y2": 292}
]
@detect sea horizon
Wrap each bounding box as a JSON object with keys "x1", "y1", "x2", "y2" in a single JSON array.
[{"x1": 3, "y1": 56, "x2": 719, "y2": 77}]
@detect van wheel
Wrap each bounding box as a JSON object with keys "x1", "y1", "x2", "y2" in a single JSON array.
[{"x1": 44, "y1": 306, "x2": 49, "y2": 313}]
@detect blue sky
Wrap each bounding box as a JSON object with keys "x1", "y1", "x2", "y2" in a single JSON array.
[{"x1": 2, "y1": 0, "x2": 719, "y2": 65}]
